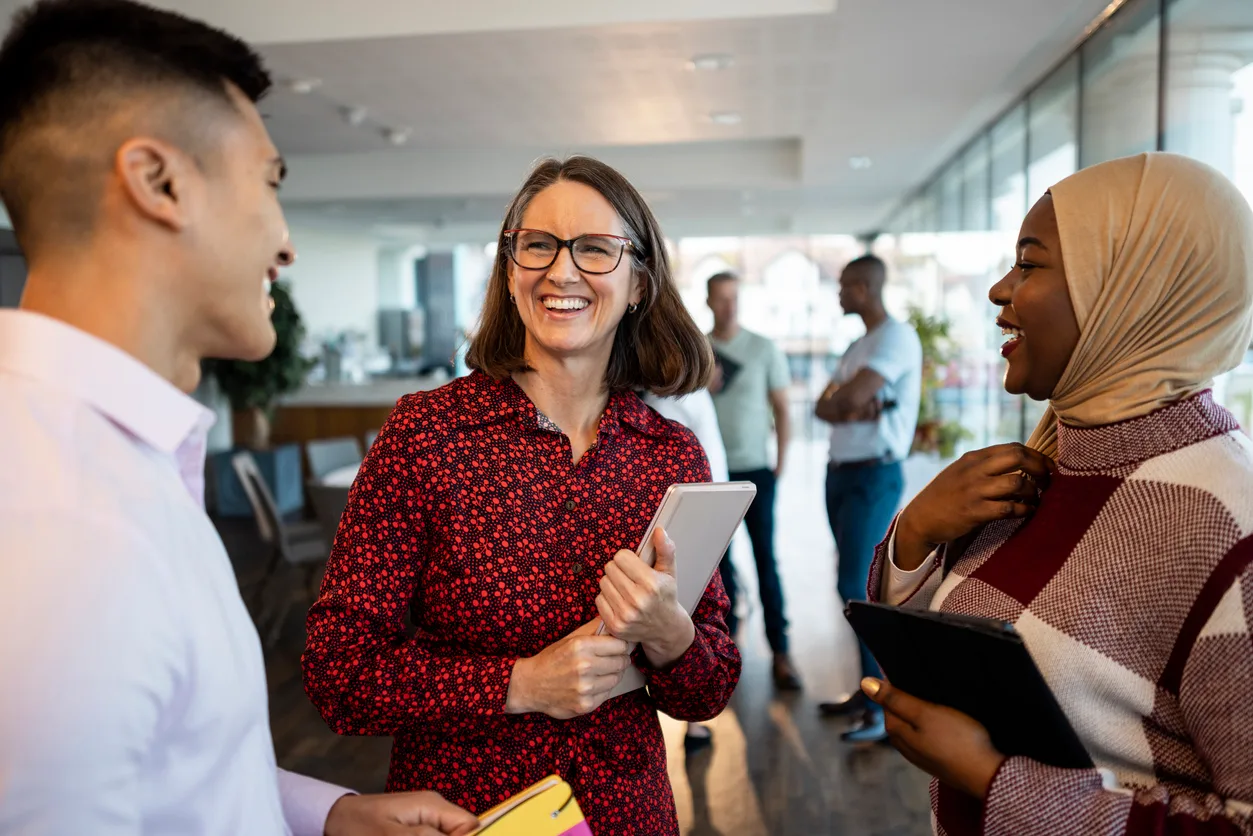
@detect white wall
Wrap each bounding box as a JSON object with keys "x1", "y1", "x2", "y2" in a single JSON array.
[
  {"x1": 283, "y1": 223, "x2": 381, "y2": 347},
  {"x1": 377, "y1": 244, "x2": 424, "y2": 309}
]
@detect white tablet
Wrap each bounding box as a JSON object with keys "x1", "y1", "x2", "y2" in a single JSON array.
[{"x1": 605, "y1": 481, "x2": 757, "y2": 699}]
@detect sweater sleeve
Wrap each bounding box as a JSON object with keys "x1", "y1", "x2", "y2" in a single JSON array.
[
  {"x1": 867, "y1": 517, "x2": 944, "y2": 608},
  {"x1": 635, "y1": 444, "x2": 742, "y2": 722},
  {"x1": 981, "y1": 556, "x2": 1253, "y2": 836},
  {"x1": 302, "y1": 406, "x2": 516, "y2": 735}
]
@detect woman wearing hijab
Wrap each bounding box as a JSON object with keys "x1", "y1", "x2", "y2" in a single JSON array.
[{"x1": 859, "y1": 153, "x2": 1253, "y2": 835}]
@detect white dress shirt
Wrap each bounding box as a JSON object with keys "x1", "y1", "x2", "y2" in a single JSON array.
[
  {"x1": 0, "y1": 310, "x2": 348, "y2": 835},
  {"x1": 642, "y1": 389, "x2": 730, "y2": 482}
]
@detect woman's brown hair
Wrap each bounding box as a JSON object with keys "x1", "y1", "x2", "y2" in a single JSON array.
[{"x1": 465, "y1": 156, "x2": 713, "y2": 397}]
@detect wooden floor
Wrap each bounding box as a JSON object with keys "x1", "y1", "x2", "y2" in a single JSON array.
[{"x1": 228, "y1": 440, "x2": 936, "y2": 835}]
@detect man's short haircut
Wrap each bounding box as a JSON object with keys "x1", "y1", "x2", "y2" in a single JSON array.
[
  {"x1": 0, "y1": 0, "x2": 272, "y2": 251},
  {"x1": 844, "y1": 254, "x2": 887, "y2": 295},
  {"x1": 707, "y1": 271, "x2": 739, "y2": 295},
  {"x1": 845, "y1": 254, "x2": 886, "y2": 278}
]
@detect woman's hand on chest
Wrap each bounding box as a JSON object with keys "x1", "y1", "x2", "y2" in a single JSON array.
[
  {"x1": 506, "y1": 617, "x2": 631, "y2": 720},
  {"x1": 596, "y1": 527, "x2": 696, "y2": 668}
]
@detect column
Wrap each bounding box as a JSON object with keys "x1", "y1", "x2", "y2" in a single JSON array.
[{"x1": 1164, "y1": 31, "x2": 1253, "y2": 179}]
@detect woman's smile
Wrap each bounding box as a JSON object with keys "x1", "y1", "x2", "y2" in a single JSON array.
[
  {"x1": 997, "y1": 317, "x2": 1025, "y2": 358},
  {"x1": 539, "y1": 294, "x2": 593, "y2": 319}
]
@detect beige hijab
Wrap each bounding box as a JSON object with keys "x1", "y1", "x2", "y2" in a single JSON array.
[{"x1": 1026, "y1": 152, "x2": 1253, "y2": 457}]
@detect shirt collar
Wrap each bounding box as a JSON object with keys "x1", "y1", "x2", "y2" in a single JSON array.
[
  {"x1": 471, "y1": 370, "x2": 672, "y2": 439},
  {"x1": 0, "y1": 310, "x2": 215, "y2": 455}
]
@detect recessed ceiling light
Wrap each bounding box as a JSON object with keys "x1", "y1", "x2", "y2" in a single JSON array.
[
  {"x1": 686, "y1": 53, "x2": 734, "y2": 71},
  {"x1": 709, "y1": 111, "x2": 742, "y2": 126},
  {"x1": 341, "y1": 105, "x2": 368, "y2": 126},
  {"x1": 285, "y1": 77, "x2": 322, "y2": 94},
  {"x1": 385, "y1": 127, "x2": 412, "y2": 146},
  {"x1": 849, "y1": 156, "x2": 873, "y2": 170}
]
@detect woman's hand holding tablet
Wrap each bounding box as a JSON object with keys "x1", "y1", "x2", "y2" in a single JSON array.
[{"x1": 596, "y1": 528, "x2": 697, "y2": 668}]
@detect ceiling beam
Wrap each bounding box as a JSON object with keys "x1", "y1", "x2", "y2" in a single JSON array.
[
  {"x1": 90, "y1": 0, "x2": 837, "y2": 45},
  {"x1": 280, "y1": 139, "x2": 804, "y2": 203}
]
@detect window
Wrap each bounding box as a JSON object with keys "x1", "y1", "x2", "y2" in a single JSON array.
[
  {"x1": 1164, "y1": 0, "x2": 1253, "y2": 430},
  {"x1": 991, "y1": 105, "x2": 1028, "y2": 233},
  {"x1": 961, "y1": 135, "x2": 992, "y2": 232},
  {"x1": 1080, "y1": 0, "x2": 1160, "y2": 167},
  {"x1": 939, "y1": 163, "x2": 963, "y2": 233},
  {"x1": 1028, "y1": 55, "x2": 1080, "y2": 202}
]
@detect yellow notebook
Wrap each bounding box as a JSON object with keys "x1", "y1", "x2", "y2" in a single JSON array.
[{"x1": 468, "y1": 776, "x2": 591, "y2": 836}]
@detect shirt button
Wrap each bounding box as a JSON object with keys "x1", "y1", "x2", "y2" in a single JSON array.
[
  {"x1": 565, "y1": 500, "x2": 576, "y2": 511},
  {"x1": 572, "y1": 564, "x2": 584, "y2": 575}
]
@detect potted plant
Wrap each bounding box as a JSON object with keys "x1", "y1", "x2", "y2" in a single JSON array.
[
  {"x1": 908, "y1": 306, "x2": 973, "y2": 459},
  {"x1": 203, "y1": 281, "x2": 315, "y2": 449}
]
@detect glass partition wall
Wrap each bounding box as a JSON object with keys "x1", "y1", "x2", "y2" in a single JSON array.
[{"x1": 876, "y1": 0, "x2": 1253, "y2": 443}]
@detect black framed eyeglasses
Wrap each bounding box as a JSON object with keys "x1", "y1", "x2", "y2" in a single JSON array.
[{"x1": 502, "y1": 229, "x2": 633, "y2": 275}]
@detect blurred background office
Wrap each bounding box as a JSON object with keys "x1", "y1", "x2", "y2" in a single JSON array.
[{"x1": 1, "y1": 0, "x2": 1250, "y2": 833}]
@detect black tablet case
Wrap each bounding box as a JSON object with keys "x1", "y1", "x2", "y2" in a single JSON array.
[
  {"x1": 711, "y1": 348, "x2": 743, "y2": 390},
  {"x1": 845, "y1": 601, "x2": 1092, "y2": 769}
]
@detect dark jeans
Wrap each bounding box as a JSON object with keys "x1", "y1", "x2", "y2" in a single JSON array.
[
  {"x1": 727, "y1": 468, "x2": 789, "y2": 654},
  {"x1": 826, "y1": 460, "x2": 905, "y2": 682},
  {"x1": 718, "y1": 554, "x2": 738, "y2": 639}
]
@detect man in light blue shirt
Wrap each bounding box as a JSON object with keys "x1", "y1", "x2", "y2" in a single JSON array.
[
  {"x1": 814, "y1": 255, "x2": 922, "y2": 742},
  {"x1": 707, "y1": 272, "x2": 801, "y2": 691}
]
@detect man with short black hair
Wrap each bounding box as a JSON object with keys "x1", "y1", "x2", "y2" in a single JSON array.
[
  {"x1": 0, "y1": 2, "x2": 477, "y2": 833},
  {"x1": 814, "y1": 254, "x2": 922, "y2": 742}
]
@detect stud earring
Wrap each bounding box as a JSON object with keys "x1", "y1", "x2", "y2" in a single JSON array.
[
  {"x1": 627, "y1": 302, "x2": 639, "y2": 314},
  {"x1": 509, "y1": 293, "x2": 516, "y2": 304}
]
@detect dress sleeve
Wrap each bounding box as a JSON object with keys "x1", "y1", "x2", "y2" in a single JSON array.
[
  {"x1": 302, "y1": 404, "x2": 516, "y2": 735},
  {"x1": 635, "y1": 443, "x2": 742, "y2": 722},
  {"x1": 981, "y1": 551, "x2": 1253, "y2": 836}
]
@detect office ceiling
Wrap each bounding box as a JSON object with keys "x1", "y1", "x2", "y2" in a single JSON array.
[{"x1": 0, "y1": 0, "x2": 1116, "y2": 241}]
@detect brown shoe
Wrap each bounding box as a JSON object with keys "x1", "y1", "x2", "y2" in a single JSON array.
[
  {"x1": 818, "y1": 690, "x2": 869, "y2": 717},
  {"x1": 772, "y1": 654, "x2": 803, "y2": 691}
]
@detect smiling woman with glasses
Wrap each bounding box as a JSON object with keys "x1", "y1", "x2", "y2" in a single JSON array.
[{"x1": 303, "y1": 156, "x2": 739, "y2": 836}]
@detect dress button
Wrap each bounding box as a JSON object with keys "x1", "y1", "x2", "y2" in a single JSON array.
[
  {"x1": 572, "y1": 564, "x2": 584, "y2": 575},
  {"x1": 565, "y1": 499, "x2": 576, "y2": 511}
]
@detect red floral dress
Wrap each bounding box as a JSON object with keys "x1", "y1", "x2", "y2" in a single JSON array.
[{"x1": 302, "y1": 371, "x2": 741, "y2": 835}]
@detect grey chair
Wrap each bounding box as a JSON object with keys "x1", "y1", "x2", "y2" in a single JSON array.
[
  {"x1": 231, "y1": 451, "x2": 329, "y2": 648},
  {"x1": 307, "y1": 481, "x2": 350, "y2": 547},
  {"x1": 306, "y1": 437, "x2": 362, "y2": 481}
]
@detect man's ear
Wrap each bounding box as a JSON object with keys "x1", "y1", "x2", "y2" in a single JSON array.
[{"x1": 115, "y1": 137, "x2": 194, "y2": 232}]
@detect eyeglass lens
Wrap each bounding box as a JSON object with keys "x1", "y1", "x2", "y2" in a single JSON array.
[{"x1": 510, "y1": 230, "x2": 625, "y2": 274}]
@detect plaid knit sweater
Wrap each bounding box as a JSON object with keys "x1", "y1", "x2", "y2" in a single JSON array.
[{"x1": 871, "y1": 391, "x2": 1253, "y2": 836}]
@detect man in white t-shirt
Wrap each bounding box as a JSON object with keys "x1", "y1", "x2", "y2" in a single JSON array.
[{"x1": 813, "y1": 255, "x2": 921, "y2": 743}]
